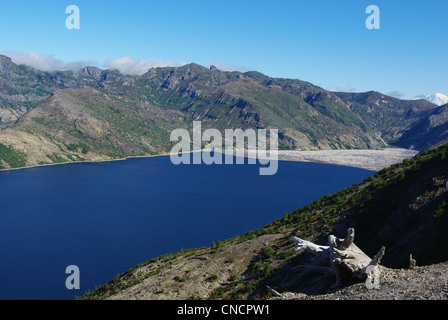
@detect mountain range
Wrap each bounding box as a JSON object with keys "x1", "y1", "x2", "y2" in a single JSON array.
[{"x1": 1, "y1": 54, "x2": 448, "y2": 170}]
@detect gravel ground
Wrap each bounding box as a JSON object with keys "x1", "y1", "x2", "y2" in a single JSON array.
[
  {"x1": 231, "y1": 148, "x2": 418, "y2": 171},
  {"x1": 272, "y1": 262, "x2": 448, "y2": 300},
  {"x1": 275, "y1": 149, "x2": 419, "y2": 172}
]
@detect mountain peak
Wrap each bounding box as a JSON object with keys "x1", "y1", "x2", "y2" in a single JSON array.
[
  {"x1": 0, "y1": 55, "x2": 12, "y2": 63},
  {"x1": 0, "y1": 55, "x2": 14, "y2": 71},
  {"x1": 80, "y1": 66, "x2": 103, "y2": 79},
  {"x1": 412, "y1": 93, "x2": 448, "y2": 106}
]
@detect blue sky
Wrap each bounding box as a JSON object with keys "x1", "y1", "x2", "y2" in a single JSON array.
[{"x1": 0, "y1": 0, "x2": 446, "y2": 99}]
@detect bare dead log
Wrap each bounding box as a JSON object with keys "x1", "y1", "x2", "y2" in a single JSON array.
[
  {"x1": 266, "y1": 286, "x2": 283, "y2": 297},
  {"x1": 409, "y1": 254, "x2": 417, "y2": 269},
  {"x1": 291, "y1": 237, "x2": 331, "y2": 259},
  {"x1": 292, "y1": 228, "x2": 385, "y2": 289}
]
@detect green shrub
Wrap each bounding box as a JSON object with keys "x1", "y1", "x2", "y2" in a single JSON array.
[
  {"x1": 259, "y1": 247, "x2": 275, "y2": 261},
  {"x1": 433, "y1": 201, "x2": 447, "y2": 218},
  {"x1": 209, "y1": 274, "x2": 218, "y2": 282},
  {"x1": 0, "y1": 143, "x2": 27, "y2": 168}
]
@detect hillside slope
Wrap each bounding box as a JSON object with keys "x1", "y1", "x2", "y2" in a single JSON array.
[
  {"x1": 393, "y1": 103, "x2": 448, "y2": 150},
  {"x1": 79, "y1": 142, "x2": 448, "y2": 300},
  {"x1": 0, "y1": 88, "x2": 185, "y2": 169},
  {"x1": 334, "y1": 91, "x2": 438, "y2": 143}
]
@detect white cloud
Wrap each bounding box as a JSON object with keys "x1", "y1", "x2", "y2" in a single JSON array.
[
  {"x1": 387, "y1": 91, "x2": 404, "y2": 99},
  {"x1": 103, "y1": 57, "x2": 252, "y2": 75},
  {"x1": 0, "y1": 50, "x2": 95, "y2": 72},
  {"x1": 103, "y1": 56, "x2": 187, "y2": 75},
  {"x1": 328, "y1": 86, "x2": 357, "y2": 93},
  {"x1": 0, "y1": 51, "x2": 253, "y2": 76},
  {"x1": 0, "y1": 51, "x2": 186, "y2": 75}
]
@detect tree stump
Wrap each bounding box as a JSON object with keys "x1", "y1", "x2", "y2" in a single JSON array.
[{"x1": 291, "y1": 228, "x2": 385, "y2": 289}]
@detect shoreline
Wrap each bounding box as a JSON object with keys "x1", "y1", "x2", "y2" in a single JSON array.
[
  {"x1": 0, "y1": 148, "x2": 419, "y2": 174},
  {"x1": 0, "y1": 152, "x2": 174, "y2": 173}
]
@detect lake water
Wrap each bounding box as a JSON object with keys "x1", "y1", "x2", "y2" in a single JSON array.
[{"x1": 0, "y1": 154, "x2": 373, "y2": 300}]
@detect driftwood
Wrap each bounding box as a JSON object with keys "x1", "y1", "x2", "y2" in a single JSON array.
[
  {"x1": 292, "y1": 228, "x2": 385, "y2": 289},
  {"x1": 409, "y1": 254, "x2": 417, "y2": 269},
  {"x1": 266, "y1": 285, "x2": 283, "y2": 297}
]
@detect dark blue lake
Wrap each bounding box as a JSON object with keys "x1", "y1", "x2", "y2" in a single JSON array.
[{"x1": 0, "y1": 154, "x2": 373, "y2": 300}]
